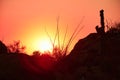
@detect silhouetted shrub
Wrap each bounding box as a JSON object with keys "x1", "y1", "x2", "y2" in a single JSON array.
[
  {"x1": 107, "y1": 22, "x2": 120, "y2": 34},
  {"x1": 8, "y1": 40, "x2": 26, "y2": 53},
  {"x1": 32, "y1": 51, "x2": 41, "y2": 56},
  {"x1": 52, "y1": 46, "x2": 67, "y2": 61}
]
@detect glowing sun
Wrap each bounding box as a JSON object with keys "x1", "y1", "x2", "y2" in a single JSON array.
[{"x1": 33, "y1": 38, "x2": 53, "y2": 53}]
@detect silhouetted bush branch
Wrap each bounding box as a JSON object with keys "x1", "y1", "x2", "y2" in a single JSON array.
[
  {"x1": 7, "y1": 40, "x2": 26, "y2": 53},
  {"x1": 107, "y1": 22, "x2": 120, "y2": 34},
  {"x1": 32, "y1": 50, "x2": 41, "y2": 56}
]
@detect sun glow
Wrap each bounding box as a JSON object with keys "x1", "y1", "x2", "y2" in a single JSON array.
[{"x1": 33, "y1": 38, "x2": 53, "y2": 53}]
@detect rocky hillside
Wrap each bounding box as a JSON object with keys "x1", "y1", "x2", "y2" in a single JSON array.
[{"x1": 56, "y1": 24, "x2": 120, "y2": 80}]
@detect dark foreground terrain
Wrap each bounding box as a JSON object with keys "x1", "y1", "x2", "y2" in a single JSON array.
[{"x1": 0, "y1": 25, "x2": 120, "y2": 80}]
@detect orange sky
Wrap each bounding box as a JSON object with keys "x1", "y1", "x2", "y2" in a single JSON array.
[{"x1": 0, "y1": 0, "x2": 120, "y2": 54}]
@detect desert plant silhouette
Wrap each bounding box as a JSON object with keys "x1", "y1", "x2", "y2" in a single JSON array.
[
  {"x1": 95, "y1": 9, "x2": 105, "y2": 35},
  {"x1": 45, "y1": 16, "x2": 84, "y2": 60},
  {"x1": 33, "y1": 50, "x2": 41, "y2": 56},
  {"x1": 7, "y1": 40, "x2": 26, "y2": 53},
  {"x1": 107, "y1": 22, "x2": 120, "y2": 34}
]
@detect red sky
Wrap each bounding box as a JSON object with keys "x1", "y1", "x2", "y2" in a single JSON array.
[{"x1": 0, "y1": 0, "x2": 120, "y2": 54}]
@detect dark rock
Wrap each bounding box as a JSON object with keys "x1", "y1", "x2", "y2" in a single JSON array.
[{"x1": 0, "y1": 41, "x2": 8, "y2": 54}]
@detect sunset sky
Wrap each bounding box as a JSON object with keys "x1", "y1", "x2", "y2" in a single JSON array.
[{"x1": 0, "y1": 0, "x2": 120, "y2": 54}]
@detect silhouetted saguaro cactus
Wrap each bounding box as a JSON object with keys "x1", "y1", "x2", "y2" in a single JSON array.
[
  {"x1": 96, "y1": 9, "x2": 105, "y2": 35},
  {"x1": 100, "y1": 9, "x2": 105, "y2": 30},
  {"x1": 95, "y1": 9, "x2": 106, "y2": 55}
]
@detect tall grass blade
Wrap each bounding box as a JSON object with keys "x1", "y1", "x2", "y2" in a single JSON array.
[{"x1": 66, "y1": 16, "x2": 84, "y2": 50}]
